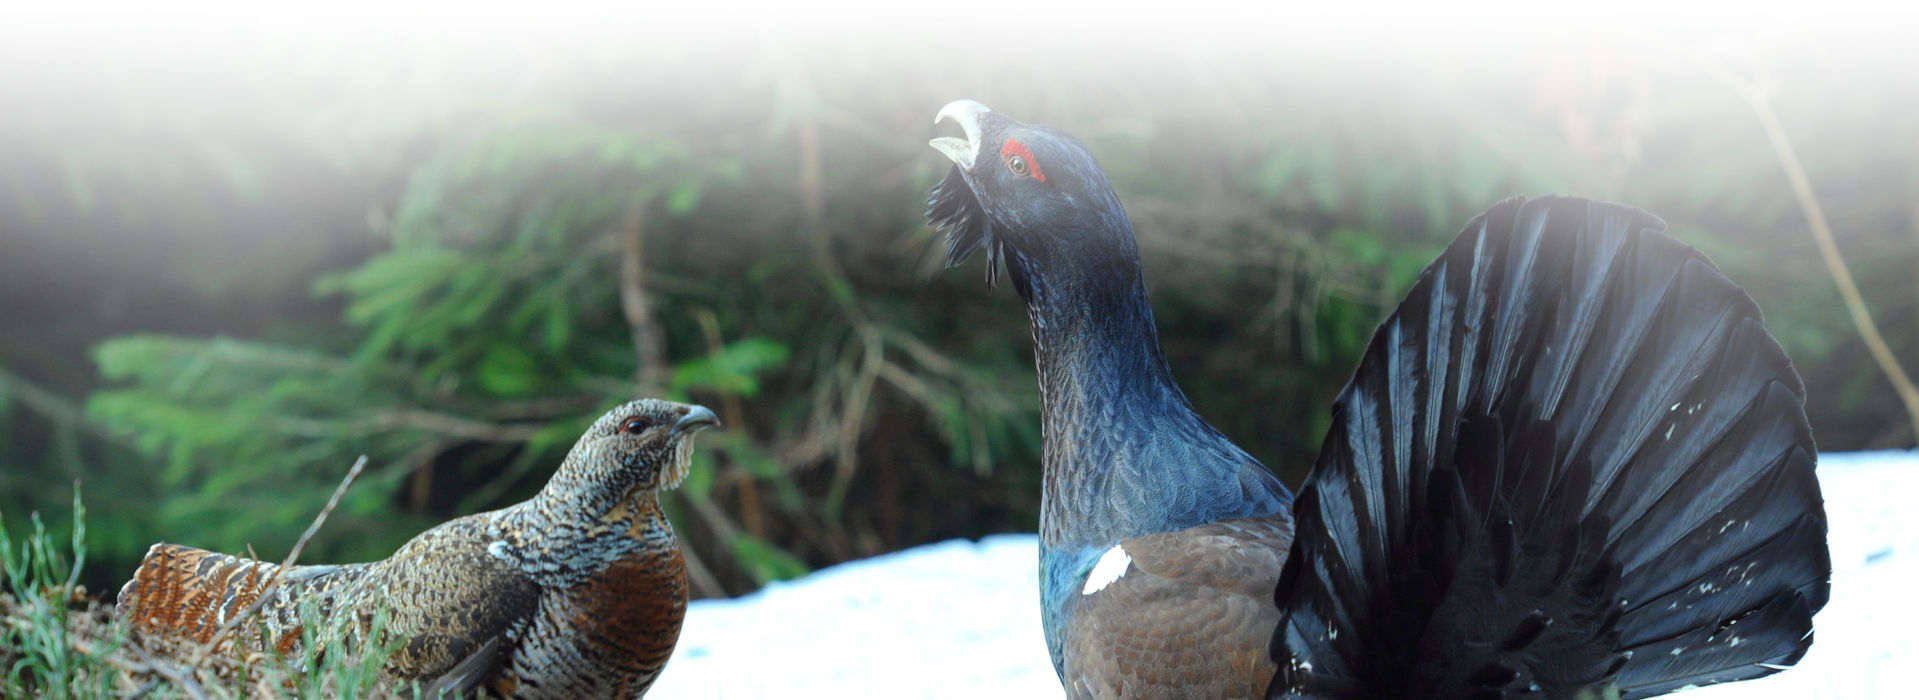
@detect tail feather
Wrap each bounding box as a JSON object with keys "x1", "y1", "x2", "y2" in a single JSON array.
[
  {"x1": 117, "y1": 543, "x2": 354, "y2": 654},
  {"x1": 1268, "y1": 196, "x2": 1829, "y2": 699}
]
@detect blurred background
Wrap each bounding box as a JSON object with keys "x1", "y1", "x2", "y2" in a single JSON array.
[{"x1": 2, "y1": 3, "x2": 1915, "y2": 600}]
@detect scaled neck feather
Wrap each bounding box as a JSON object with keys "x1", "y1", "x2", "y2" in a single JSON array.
[{"x1": 1019, "y1": 227, "x2": 1283, "y2": 553}]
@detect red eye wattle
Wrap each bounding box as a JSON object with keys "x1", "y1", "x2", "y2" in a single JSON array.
[{"x1": 1000, "y1": 139, "x2": 1046, "y2": 183}]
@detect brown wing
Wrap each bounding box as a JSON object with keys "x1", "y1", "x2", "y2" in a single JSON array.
[
  {"x1": 1064, "y1": 514, "x2": 1294, "y2": 700},
  {"x1": 117, "y1": 516, "x2": 537, "y2": 685},
  {"x1": 369, "y1": 513, "x2": 540, "y2": 682}
]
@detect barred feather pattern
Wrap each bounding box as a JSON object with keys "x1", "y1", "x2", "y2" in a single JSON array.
[
  {"x1": 117, "y1": 544, "x2": 361, "y2": 656},
  {"x1": 116, "y1": 398, "x2": 714, "y2": 698},
  {"x1": 486, "y1": 525, "x2": 688, "y2": 699}
]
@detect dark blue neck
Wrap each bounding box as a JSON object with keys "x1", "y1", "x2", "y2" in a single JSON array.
[
  {"x1": 1018, "y1": 227, "x2": 1293, "y2": 676},
  {"x1": 1017, "y1": 232, "x2": 1290, "y2": 554}
]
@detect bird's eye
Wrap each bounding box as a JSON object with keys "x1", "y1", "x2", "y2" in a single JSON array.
[
  {"x1": 1000, "y1": 139, "x2": 1046, "y2": 183},
  {"x1": 620, "y1": 416, "x2": 653, "y2": 435}
]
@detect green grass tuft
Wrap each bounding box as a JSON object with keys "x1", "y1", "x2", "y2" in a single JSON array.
[{"x1": 3, "y1": 492, "x2": 428, "y2": 699}]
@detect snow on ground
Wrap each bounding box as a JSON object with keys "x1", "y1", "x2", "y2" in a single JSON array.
[{"x1": 652, "y1": 451, "x2": 1916, "y2": 699}]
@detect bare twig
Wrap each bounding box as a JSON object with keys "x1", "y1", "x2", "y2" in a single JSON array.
[
  {"x1": 612, "y1": 200, "x2": 731, "y2": 598},
  {"x1": 694, "y1": 308, "x2": 765, "y2": 538},
  {"x1": 477, "y1": 394, "x2": 602, "y2": 420},
  {"x1": 619, "y1": 203, "x2": 669, "y2": 394},
  {"x1": 0, "y1": 365, "x2": 123, "y2": 445},
  {"x1": 685, "y1": 494, "x2": 744, "y2": 544},
  {"x1": 403, "y1": 439, "x2": 448, "y2": 513},
  {"x1": 174, "y1": 456, "x2": 367, "y2": 675},
  {"x1": 1708, "y1": 64, "x2": 1919, "y2": 445},
  {"x1": 677, "y1": 543, "x2": 726, "y2": 603},
  {"x1": 125, "y1": 639, "x2": 208, "y2": 700},
  {"x1": 268, "y1": 410, "x2": 544, "y2": 442},
  {"x1": 832, "y1": 332, "x2": 883, "y2": 494}
]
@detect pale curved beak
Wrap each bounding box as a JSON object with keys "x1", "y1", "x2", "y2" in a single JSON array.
[
  {"x1": 674, "y1": 405, "x2": 720, "y2": 437},
  {"x1": 930, "y1": 99, "x2": 991, "y2": 170}
]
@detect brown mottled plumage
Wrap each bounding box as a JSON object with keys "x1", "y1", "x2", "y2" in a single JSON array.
[
  {"x1": 116, "y1": 399, "x2": 718, "y2": 698},
  {"x1": 1064, "y1": 516, "x2": 1294, "y2": 698}
]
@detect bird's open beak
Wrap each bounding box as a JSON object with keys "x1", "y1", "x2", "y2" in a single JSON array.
[
  {"x1": 673, "y1": 405, "x2": 720, "y2": 437},
  {"x1": 930, "y1": 99, "x2": 990, "y2": 171}
]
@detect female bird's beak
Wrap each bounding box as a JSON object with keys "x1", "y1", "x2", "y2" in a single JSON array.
[
  {"x1": 673, "y1": 405, "x2": 720, "y2": 437},
  {"x1": 930, "y1": 99, "x2": 991, "y2": 170}
]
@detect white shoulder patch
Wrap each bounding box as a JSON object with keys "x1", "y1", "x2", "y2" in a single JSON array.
[{"x1": 1081, "y1": 544, "x2": 1132, "y2": 595}]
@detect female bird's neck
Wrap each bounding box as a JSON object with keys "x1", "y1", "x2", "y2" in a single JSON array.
[{"x1": 499, "y1": 472, "x2": 670, "y2": 551}]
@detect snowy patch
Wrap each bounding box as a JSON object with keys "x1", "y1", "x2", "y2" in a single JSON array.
[
  {"x1": 651, "y1": 451, "x2": 1915, "y2": 699},
  {"x1": 651, "y1": 536, "x2": 1054, "y2": 698},
  {"x1": 1081, "y1": 544, "x2": 1131, "y2": 595}
]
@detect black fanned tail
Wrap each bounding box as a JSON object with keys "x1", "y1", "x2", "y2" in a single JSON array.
[{"x1": 1268, "y1": 196, "x2": 1829, "y2": 699}]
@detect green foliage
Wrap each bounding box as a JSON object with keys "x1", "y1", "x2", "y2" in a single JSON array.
[
  {"x1": 88, "y1": 337, "x2": 430, "y2": 561},
  {"x1": 729, "y1": 535, "x2": 811, "y2": 586},
  {"x1": 1, "y1": 495, "x2": 414, "y2": 698},
  {"x1": 1, "y1": 492, "x2": 118, "y2": 699},
  {"x1": 672, "y1": 339, "x2": 790, "y2": 397},
  {"x1": 0, "y1": 32, "x2": 1912, "y2": 601},
  {"x1": 69, "y1": 96, "x2": 829, "y2": 589},
  {"x1": 286, "y1": 599, "x2": 407, "y2": 699}
]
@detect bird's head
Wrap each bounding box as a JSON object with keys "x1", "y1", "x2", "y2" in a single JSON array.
[
  {"x1": 927, "y1": 100, "x2": 1137, "y2": 301},
  {"x1": 570, "y1": 398, "x2": 720, "y2": 493},
  {"x1": 490, "y1": 399, "x2": 720, "y2": 582}
]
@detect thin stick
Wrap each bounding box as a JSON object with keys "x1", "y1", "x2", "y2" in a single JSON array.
[
  {"x1": 619, "y1": 203, "x2": 670, "y2": 395},
  {"x1": 1706, "y1": 63, "x2": 1919, "y2": 445},
  {"x1": 174, "y1": 456, "x2": 368, "y2": 675},
  {"x1": 124, "y1": 638, "x2": 208, "y2": 700}
]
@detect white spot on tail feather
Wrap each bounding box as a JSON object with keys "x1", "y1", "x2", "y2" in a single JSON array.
[{"x1": 1082, "y1": 545, "x2": 1131, "y2": 595}]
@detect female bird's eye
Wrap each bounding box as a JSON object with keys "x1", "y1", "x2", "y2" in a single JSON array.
[
  {"x1": 620, "y1": 416, "x2": 653, "y2": 434},
  {"x1": 1000, "y1": 139, "x2": 1046, "y2": 183}
]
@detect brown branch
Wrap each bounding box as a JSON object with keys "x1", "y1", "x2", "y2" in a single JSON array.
[
  {"x1": 1708, "y1": 64, "x2": 1919, "y2": 446},
  {"x1": 824, "y1": 331, "x2": 882, "y2": 512},
  {"x1": 476, "y1": 394, "x2": 603, "y2": 420},
  {"x1": 695, "y1": 308, "x2": 764, "y2": 539},
  {"x1": 619, "y1": 203, "x2": 669, "y2": 394},
  {"x1": 0, "y1": 365, "x2": 121, "y2": 445},
  {"x1": 402, "y1": 439, "x2": 448, "y2": 513},
  {"x1": 677, "y1": 540, "x2": 727, "y2": 602},
  {"x1": 124, "y1": 639, "x2": 207, "y2": 700},
  {"x1": 610, "y1": 201, "x2": 734, "y2": 598},
  {"x1": 268, "y1": 410, "x2": 544, "y2": 442}
]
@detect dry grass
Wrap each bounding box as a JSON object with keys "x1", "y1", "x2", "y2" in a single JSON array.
[
  {"x1": 2, "y1": 462, "x2": 425, "y2": 699},
  {"x1": 1, "y1": 590, "x2": 415, "y2": 699}
]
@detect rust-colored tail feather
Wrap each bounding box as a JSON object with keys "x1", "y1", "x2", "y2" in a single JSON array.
[{"x1": 117, "y1": 543, "x2": 322, "y2": 654}]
